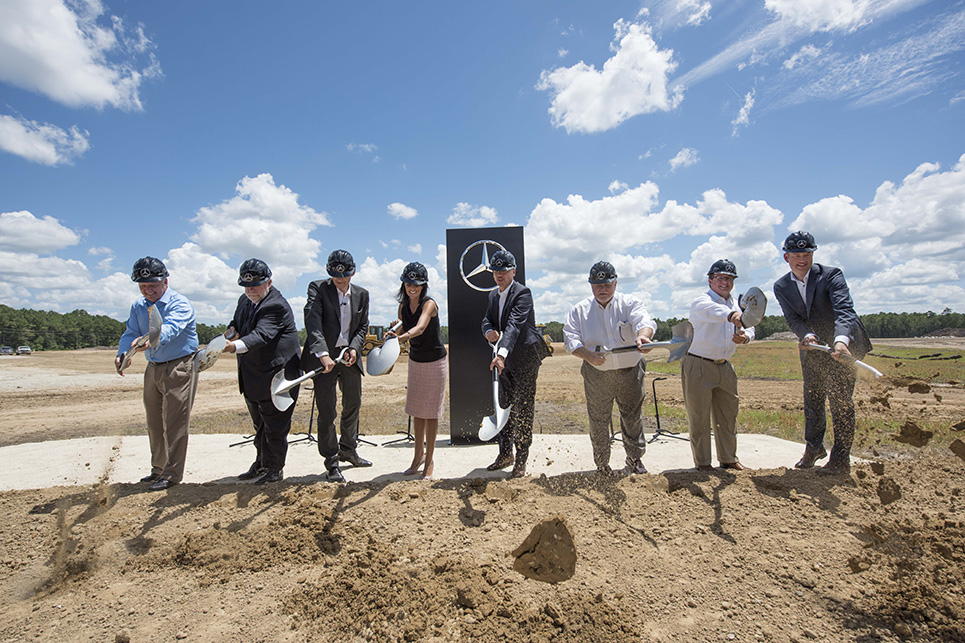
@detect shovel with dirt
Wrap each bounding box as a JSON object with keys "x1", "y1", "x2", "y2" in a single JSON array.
[
  {"x1": 479, "y1": 342, "x2": 512, "y2": 441},
  {"x1": 269, "y1": 347, "x2": 352, "y2": 411},
  {"x1": 594, "y1": 320, "x2": 695, "y2": 363},
  {"x1": 116, "y1": 305, "x2": 162, "y2": 375}
]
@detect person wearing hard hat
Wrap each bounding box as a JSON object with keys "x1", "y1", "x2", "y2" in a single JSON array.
[
  {"x1": 774, "y1": 231, "x2": 872, "y2": 476},
  {"x1": 302, "y1": 250, "x2": 372, "y2": 483},
  {"x1": 682, "y1": 259, "x2": 755, "y2": 472},
  {"x1": 116, "y1": 256, "x2": 198, "y2": 491},
  {"x1": 563, "y1": 261, "x2": 655, "y2": 475},
  {"x1": 384, "y1": 262, "x2": 448, "y2": 480},
  {"x1": 481, "y1": 250, "x2": 549, "y2": 479},
  {"x1": 223, "y1": 259, "x2": 301, "y2": 485}
]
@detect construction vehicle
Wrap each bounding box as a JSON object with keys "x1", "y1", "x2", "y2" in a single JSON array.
[
  {"x1": 536, "y1": 324, "x2": 554, "y2": 356},
  {"x1": 363, "y1": 325, "x2": 408, "y2": 356}
]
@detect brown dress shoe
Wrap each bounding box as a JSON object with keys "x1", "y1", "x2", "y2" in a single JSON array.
[
  {"x1": 720, "y1": 462, "x2": 746, "y2": 471},
  {"x1": 795, "y1": 448, "x2": 828, "y2": 469},
  {"x1": 487, "y1": 454, "x2": 514, "y2": 471}
]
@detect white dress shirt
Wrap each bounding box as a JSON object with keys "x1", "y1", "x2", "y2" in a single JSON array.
[
  {"x1": 563, "y1": 292, "x2": 657, "y2": 371},
  {"x1": 336, "y1": 286, "x2": 352, "y2": 347},
  {"x1": 688, "y1": 289, "x2": 754, "y2": 361}
]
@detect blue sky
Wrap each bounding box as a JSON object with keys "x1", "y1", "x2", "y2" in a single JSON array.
[{"x1": 1, "y1": 0, "x2": 964, "y2": 329}]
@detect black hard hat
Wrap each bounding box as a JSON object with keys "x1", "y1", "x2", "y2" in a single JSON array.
[
  {"x1": 400, "y1": 262, "x2": 428, "y2": 285},
  {"x1": 707, "y1": 259, "x2": 739, "y2": 278},
  {"x1": 238, "y1": 258, "x2": 271, "y2": 286},
  {"x1": 131, "y1": 256, "x2": 169, "y2": 283},
  {"x1": 326, "y1": 250, "x2": 356, "y2": 277},
  {"x1": 489, "y1": 250, "x2": 516, "y2": 272},
  {"x1": 783, "y1": 230, "x2": 817, "y2": 252},
  {"x1": 588, "y1": 261, "x2": 618, "y2": 284}
]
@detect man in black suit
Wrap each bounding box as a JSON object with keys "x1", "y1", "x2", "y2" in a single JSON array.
[
  {"x1": 302, "y1": 250, "x2": 371, "y2": 483},
  {"x1": 224, "y1": 259, "x2": 302, "y2": 484},
  {"x1": 774, "y1": 231, "x2": 872, "y2": 475},
  {"x1": 481, "y1": 250, "x2": 549, "y2": 478}
]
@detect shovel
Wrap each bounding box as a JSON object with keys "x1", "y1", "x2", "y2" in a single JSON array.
[
  {"x1": 270, "y1": 347, "x2": 352, "y2": 411},
  {"x1": 479, "y1": 342, "x2": 512, "y2": 441},
  {"x1": 117, "y1": 305, "x2": 162, "y2": 374},
  {"x1": 594, "y1": 320, "x2": 695, "y2": 364},
  {"x1": 195, "y1": 333, "x2": 227, "y2": 372},
  {"x1": 808, "y1": 343, "x2": 884, "y2": 378},
  {"x1": 737, "y1": 287, "x2": 767, "y2": 328},
  {"x1": 366, "y1": 321, "x2": 403, "y2": 376}
]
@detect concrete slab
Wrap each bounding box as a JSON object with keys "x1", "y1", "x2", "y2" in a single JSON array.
[{"x1": 0, "y1": 430, "x2": 811, "y2": 491}]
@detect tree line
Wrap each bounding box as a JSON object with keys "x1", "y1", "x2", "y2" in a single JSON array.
[{"x1": 1, "y1": 304, "x2": 961, "y2": 351}]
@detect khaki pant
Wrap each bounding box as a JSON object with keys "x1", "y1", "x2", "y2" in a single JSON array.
[
  {"x1": 681, "y1": 354, "x2": 739, "y2": 467},
  {"x1": 143, "y1": 355, "x2": 197, "y2": 483},
  {"x1": 581, "y1": 361, "x2": 646, "y2": 468}
]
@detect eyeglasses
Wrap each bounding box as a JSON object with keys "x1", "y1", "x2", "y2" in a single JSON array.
[{"x1": 712, "y1": 275, "x2": 735, "y2": 282}]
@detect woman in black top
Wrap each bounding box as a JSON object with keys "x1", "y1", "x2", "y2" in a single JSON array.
[{"x1": 386, "y1": 262, "x2": 448, "y2": 479}]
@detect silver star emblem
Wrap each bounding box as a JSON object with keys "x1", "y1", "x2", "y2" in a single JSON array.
[{"x1": 459, "y1": 240, "x2": 506, "y2": 292}]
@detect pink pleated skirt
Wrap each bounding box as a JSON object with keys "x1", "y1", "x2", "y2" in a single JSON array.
[{"x1": 405, "y1": 357, "x2": 448, "y2": 419}]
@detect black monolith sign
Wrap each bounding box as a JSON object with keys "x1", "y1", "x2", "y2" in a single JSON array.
[{"x1": 446, "y1": 227, "x2": 526, "y2": 443}]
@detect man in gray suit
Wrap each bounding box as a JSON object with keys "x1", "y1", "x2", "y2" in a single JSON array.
[
  {"x1": 773, "y1": 231, "x2": 872, "y2": 475},
  {"x1": 302, "y1": 250, "x2": 371, "y2": 482}
]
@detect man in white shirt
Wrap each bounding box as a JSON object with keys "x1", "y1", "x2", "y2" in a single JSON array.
[
  {"x1": 682, "y1": 259, "x2": 755, "y2": 472},
  {"x1": 563, "y1": 261, "x2": 656, "y2": 475}
]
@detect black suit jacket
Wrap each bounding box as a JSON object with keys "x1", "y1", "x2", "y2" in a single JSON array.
[
  {"x1": 230, "y1": 286, "x2": 302, "y2": 402},
  {"x1": 301, "y1": 278, "x2": 369, "y2": 374},
  {"x1": 774, "y1": 263, "x2": 872, "y2": 359},
  {"x1": 481, "y1": 280, "x2": 548, "y2": 371}
]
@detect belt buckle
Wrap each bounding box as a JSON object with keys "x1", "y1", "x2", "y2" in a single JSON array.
[{"x1": 714, "y1": 358, "x2": 726, "y2": 365}]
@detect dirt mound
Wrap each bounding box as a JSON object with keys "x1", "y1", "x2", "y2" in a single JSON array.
[
  {"x1": 511, "y1": 517, "x2": 577, "y2": 583},
  {"x1": 925, "y1": 328, "x2": 965, "y2": 337}
]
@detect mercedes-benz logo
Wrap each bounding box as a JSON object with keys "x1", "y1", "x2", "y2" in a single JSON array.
[
  {"x1": 243, "y1": 272, "x2": 254, "y2": 282},
  {"x1": 139, "y1": 268, "x2": 151, "y2": 278},
  {"x1": 459, "y1": 240, "x2": 506, "y2": 292}
]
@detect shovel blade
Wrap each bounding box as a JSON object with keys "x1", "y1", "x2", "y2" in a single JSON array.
[
  {"x1": 738, "y1": 287, "x2": 767, "y2": 328},
  {"x1": 479, "y1": 376, "x2": 512, "y2": 441},
  {"x1": 148, "y1": 305, "x2": 163, "y2": 349},
  {"x1": 366, "y1": 337, "x2": 401, "y2": 375},
  {"x1": 195, "y1": 334, "x2": 227, "y2": 372}
]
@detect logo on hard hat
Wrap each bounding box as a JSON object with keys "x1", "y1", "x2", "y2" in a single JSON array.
[
  {"x1": 139, "y1": 268, "x2": 152, "y2": 278},
  {"x1": 459, "y1": 240, "x2": 506, "y2": 292},
  {"x1": 242, "y1": 272, "x2": 255, "y2": 282}
]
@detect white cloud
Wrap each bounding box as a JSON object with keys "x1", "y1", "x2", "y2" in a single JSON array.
[
  {"x1": 346, "y1": 142, "x2": 380, "y2": 162},
  {"x1": 0, "y1": 0, "x2": 161, "y2": 110},
  {"x1": 446, "y1": 202, "x2": 499, "y2": 227},
  {"x1": 783, "y1": 44, "x2": 822, "y2": 69},
  {"x1": 189, "y1": 173, "x2": 331, "y2": 292},
  {"x1": 407, "y1": 244, "x2": 422, "y2": 255},
  {"x1": 649, "y1": 0, "x2": 713, "y2": 28},
  {"x1": 0, "y1": 210, "x2": 82, "y2": 253},
  {"x1": 766, "y1": 0, "x2": 874, "y2": 32},
  {"x1": 776, "y1": 8, "x2": 965, "y2": 108},
  {"x1": 608, "y1": 180, "x2": 628, "y2": 194},
  {"x1": 536, "y1": 19, "x2": 682, "y2": 133},
  {"x1": 731, "y1": 91, "x2": 755, "y2": 136},
  {"x1": 388, "y1": 202, "x2": 418, "y2": 220},
  {"x1": 669, "y1": 147, "x2": 699, "y2": 171},
  {"x1": 557, "y1": 48, "x2": 568, "y2": 58},
  {"x1": 0, "y1": 114, "x2": 90, "y2": 165}
]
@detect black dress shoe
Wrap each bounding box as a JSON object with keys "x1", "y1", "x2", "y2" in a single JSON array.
[
  {"x1": 238, "y1": 463, "x2": 264, "y2": 481},
  {"x1": 486, "y1": 454, "x2": 514, "y2": 471},
  {"x1": 254, "y1": 469, "x2": 283, "y2": 485},
  {"x1": 326, "y1": 468, "x2": 345, "y2": 483},
  {"x1": 339, "y1": 450, "x2": 372, "y2": 467},
  {"x1": 795, "y1": 448, "x2": 828, "y2": 469},
  {"x1": 510, "y1": 463, "x2": 526, "y2": 479},
  {"x1": 140, "y1": 473, "x2": 160, "y2": 483},
  {"x1": 817, "y1": 460, "x2": 851, "y2": 476},
  {"x1": 147, "y1": 478, "x2": 175, "y2": 491}
]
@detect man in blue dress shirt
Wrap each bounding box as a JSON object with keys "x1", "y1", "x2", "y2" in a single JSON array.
[{"x1": 116, "y1": 256, "x2": 199, "y2": 491}]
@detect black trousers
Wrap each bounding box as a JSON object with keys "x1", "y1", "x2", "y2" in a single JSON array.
[
  {"x1": 801, "y1": 349, "x2": 857, "y2": 463},
  {"x1": 496, "y1": 343, "x2": 542, "y2": 466},
  {"x1": 245, "y1": 384, "x2": 298, "y2": 472},
  {"x1": 313, "y1": 361, "x2": 362, "y2": 469}
]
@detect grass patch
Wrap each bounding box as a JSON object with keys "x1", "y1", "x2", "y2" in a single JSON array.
[{"x1": 865, "y1": 347, "x2": 965, "y2": 384}]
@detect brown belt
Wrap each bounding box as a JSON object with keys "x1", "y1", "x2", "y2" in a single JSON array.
[{"x1": 686, "y1": 352, "x2": 728, "y2": 365}]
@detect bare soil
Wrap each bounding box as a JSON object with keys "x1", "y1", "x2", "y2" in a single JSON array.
[{"x1": 0, "y1": 342, "x2": 964, "y2": 642}]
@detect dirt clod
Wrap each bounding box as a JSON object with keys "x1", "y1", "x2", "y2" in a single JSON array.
[
  {"x1": 511, "y1": 517, "x2": 577, "y2": 583},
  {"x1": 894, "y1": 421, "x2": 934, "y2": 448}
]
